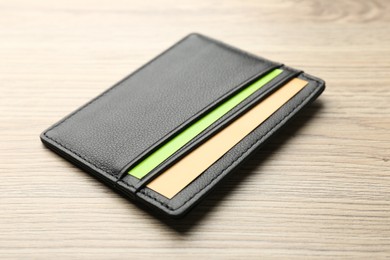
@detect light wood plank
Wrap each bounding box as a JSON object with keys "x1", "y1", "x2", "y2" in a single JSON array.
[{"x1": 0, "y1": 0, "x2": 389, "y2": 258}]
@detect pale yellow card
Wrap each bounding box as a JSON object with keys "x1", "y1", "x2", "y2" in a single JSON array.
[{"x1": 147, "y1": 78, "x2": 308, "y2": 199}]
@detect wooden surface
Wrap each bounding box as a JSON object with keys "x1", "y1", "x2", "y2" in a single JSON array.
[{"x1": 1, "y1": 0, "x2": 389, "y2": 258}]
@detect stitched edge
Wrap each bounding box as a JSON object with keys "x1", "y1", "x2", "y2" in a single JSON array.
[
  {"x1": 43, "y1": 133, "x2": 125, "y2": 180},
  {"x1": 43, "y1": 33, "x2": 274, "y2": 179},
  {"x1": 194, "y1": 33, "x2": 279, "y2": 67},
  {"x1": 137, "y1": 76, "x2": 321, "y2": 212}
]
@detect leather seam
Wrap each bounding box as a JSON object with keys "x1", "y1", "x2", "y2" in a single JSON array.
[
  {"x1": 194, "y1": 33, "x2": 279, "y2": 67},
  {"x1": 43, "y1": 132, "x2": 119, "y2": 176},
  {"x1": 137, "y1": 78, "x2": 320, "y2": 212}
]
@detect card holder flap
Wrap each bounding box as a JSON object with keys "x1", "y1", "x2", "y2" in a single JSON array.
[{"x1": 41, "y1": 33, "x2": 280, "y2": 183}]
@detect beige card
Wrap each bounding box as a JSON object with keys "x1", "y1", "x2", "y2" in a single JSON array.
[{"x1": 147, "y1": 78, "x2": 308, "y2": 199}]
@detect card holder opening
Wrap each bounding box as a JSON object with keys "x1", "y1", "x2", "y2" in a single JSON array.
[{"x1": 118, "y1": 67, "x2": 302, "y2": 191}]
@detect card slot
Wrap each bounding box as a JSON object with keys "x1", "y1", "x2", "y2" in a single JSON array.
[
  {"x1": 118, "y1": 67, "x2": 302, "y2": 191},
  {"x1": 116, "y1": 63, "x2": 282, "y2": 186},
  {"x1": 134, "y1": 73, "x2": 325, "y2": 217}
]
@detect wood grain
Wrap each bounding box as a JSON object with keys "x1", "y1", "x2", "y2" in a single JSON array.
[{"x1": 0, "y1": 0, "x2": 389, "y2": 258}]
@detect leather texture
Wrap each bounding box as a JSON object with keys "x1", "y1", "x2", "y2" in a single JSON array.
[
  {"x1": 42, "y1": 33, "x2": 279, "y2": 180},
  {"x1": 41, "y1": 33, "x2": 325, "y2": 217}
]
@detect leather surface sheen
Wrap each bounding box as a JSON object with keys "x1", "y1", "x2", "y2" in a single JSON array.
[{"x1": 41, "y1": 33, "x2": 325, "y2": 217}]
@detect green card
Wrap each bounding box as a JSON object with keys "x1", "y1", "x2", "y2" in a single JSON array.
[{"x1": 128, "y1": 68, "x2": 283, "y2": 179}]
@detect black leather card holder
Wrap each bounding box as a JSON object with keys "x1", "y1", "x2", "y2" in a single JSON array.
[{"x1": 41, "y1": 33, "x2": 325, "y2": 217}]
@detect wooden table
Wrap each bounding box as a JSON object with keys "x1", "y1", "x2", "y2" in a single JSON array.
[{"x1": 1, "y1": 0, "x2": 389, "y2": 258}]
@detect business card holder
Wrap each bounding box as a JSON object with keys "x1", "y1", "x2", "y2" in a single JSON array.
[{"x1": 41, "y1": 33, "x2": 325, "y2": 217}]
